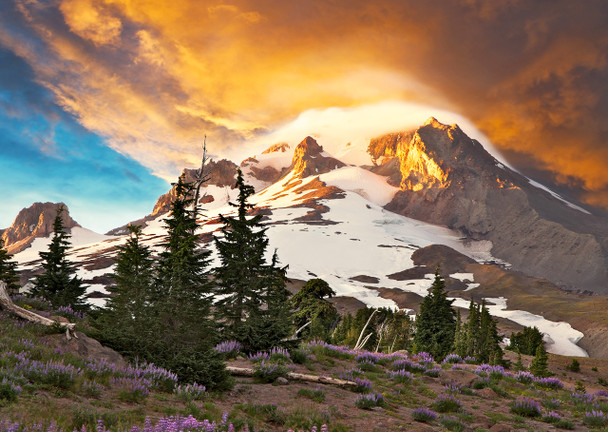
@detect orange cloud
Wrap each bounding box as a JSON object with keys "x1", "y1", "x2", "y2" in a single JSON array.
[{"x1": 2, "y1": 0, "x2": 608, "y2": 210}]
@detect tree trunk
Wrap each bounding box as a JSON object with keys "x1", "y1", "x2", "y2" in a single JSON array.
[
  {"x1": 0, "y1": 280, "x2": 76, "y2": 338},
  {"x1": 225, "y1": 366, "x2": 357, "y2": 388}
]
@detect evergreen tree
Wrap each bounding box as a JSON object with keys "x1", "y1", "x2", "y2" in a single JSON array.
[
  {"x1": 478, "y1": 300, "x2": 503, "y2": 364},
  {"x1": 152, "y1": 175, "x2": 228, "y2": 388},
  {"x1": 214, "y1": 168, "x2": 291, "y2": 351},
  {"x1": 291, "y1": 278, "x2": 339, "y2": 341},
  {"x1": 413, "y1": 270, "x2": 456, "y2": 360},
  {"x1": 0, "y1": 239, "x2": 20, "y2": 295},
  {"x1": 508, "y1": 326, "x2": 544, "y2": 356},
  {"x1": 529, "y1": 343, "x2": 551, "y2": 377},
  {"x1": 30, "y1": 205, "x2": 86, "y2": 310},
  {"x1": 95, "y1": 225, "x2": 155, "y2": 358}
]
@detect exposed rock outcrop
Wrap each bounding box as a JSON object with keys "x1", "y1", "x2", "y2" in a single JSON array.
[
  {"x1": 288, "y1": 137, "x2": 345, "y2": 178},
  {"x1": 1, "y1": 202, "x2": 79, "y2": 254}
]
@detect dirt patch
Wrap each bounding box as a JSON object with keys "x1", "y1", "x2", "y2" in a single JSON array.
[{"x1": 349, "y1": 275, "x2": 380, "y2": 284}]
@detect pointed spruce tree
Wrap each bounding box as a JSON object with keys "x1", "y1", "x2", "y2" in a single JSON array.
[
  {"x1": 30, "y1": 205, "x2": 87, "y2": 310},
  {"x1": 0, "y1": 239, "x2": 20, "y2": 295},
  {"x1": 214, "y1": 168, "x2": 291, "y2": 352},
  {"x1": 291, "y1": 278, "x2": 339, "y2": 341},
  {"x1": 94, "y1": 225, "x2": 155, "y2": 357},
  {"x1": 153, "y1": 174, "x2": 229, "y2": 388},
  {"x1": 413, "y1": 269, "x2": 456, "y2": 360}
]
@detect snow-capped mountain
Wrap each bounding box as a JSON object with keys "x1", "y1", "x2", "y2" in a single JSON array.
[{"x1": 6, "y1": 117, "x2": 608, "y2": 358}]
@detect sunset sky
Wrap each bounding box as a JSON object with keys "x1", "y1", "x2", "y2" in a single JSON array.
[{"x1": 1, "y1": 0, "x2": 608, "y2": 232}]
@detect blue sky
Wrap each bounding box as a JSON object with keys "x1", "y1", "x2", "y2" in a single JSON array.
[{"x1": 0, "y1": 46, "x2": 169, "y2": 233}]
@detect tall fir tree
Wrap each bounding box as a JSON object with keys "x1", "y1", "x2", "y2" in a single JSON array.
[
  {"x1": 94, "y1": 225, "x2": 155, "y2": 358},
  {"x1": 30, "y1": 205, "x2": 87, "y2": 310},
  {"x1": 413, "y1": 269, "x2": 456, "y2": 360},
  {"x1": 0, "y1": 239, "x2": 20, "y2": 295},
  {"x1": 153, "y1": 174, "x2": 228, "y2": 388},
  {"x1": 478, "y1": 300, "x2": 503, "y2": 364},
  {"x1": 529, "y1": 343, "x2": 551, "y2": 377},
  {"x1": 214, "y1": 168, "x2": 291, "y2": 352}
]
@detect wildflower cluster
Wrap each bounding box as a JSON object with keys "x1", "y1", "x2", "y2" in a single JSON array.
[
  {"x1": 353, "y1": 377, "x2": 373, "y2": 393},
  {"x1": 214, "y1": 341, "x2": 243, "y2": 359},
  {"x1": 174, "y1": 382, "x2": 207, "y2": 401},
  {"x1": 253, "y1": 360, "x2": 288, "y2": 383},
  {"x1": 432, "y1": 394, "x2": 462, "y2": 413},
  {"x1": 533, "y1": 377, "x2": 563, "y2": 390},
  {"x1": 387, "y1": 369, "x2": 414, "y2": 384},
  {"x1": 111, "y1": 376, "x2": 151, "y2": 403},
  {"x1": 583, "y1": 410, "x2": 608, "y2": 428},
  {"x1": 411, "y1": 407, "x2": 438, "y2": 423},
  {"x1": 392, "y1": 359, "x2": 425, "y2": 373},
  {"x1": 442, "y1": 354, "x2": 462, "y2": 364},
  {"x1": 354, "y1": 392, "x2": 384, "y2": 409},
  {"x1": 510, "y1": 397, "x2": 542, "y2": 417}
]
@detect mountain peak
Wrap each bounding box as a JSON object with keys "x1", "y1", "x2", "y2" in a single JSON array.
[
  {"x1": 262, "y1": 142, "x2": 290, "y2": 154},
  {"x1": 289, "y1": 136, "x2": 345, "y2": 178},
  {"x1": 2, "y1": 202, "x2": 79, "y2": 254}
]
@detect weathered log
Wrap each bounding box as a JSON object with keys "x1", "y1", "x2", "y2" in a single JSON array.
[
  {"x1": 225, "y1": 365, "x2": 357, "y2": 388},
  {"x1": 0, "y1": 280, "x2": 76, "y2": 338}
]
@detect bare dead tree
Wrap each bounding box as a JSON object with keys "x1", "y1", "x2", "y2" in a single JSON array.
[{"x1": 192, "y1": 135, "x2": 210, "y2": 220}]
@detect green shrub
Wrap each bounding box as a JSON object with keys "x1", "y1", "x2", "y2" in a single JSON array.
[
  {"x1": 297, "y1": 388, "x2": 325, "y2": 403},
  {"x1": 567, "y1": 359, "x2": 580, "y2": 372}
]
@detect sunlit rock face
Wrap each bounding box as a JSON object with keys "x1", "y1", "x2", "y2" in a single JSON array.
[
  {"x1": 371, "y1": 118, "x2": 608, "y2": 293},
  {"x1": 1, "y1": 202, "x2": 79, "y2": 254},
  {"x1": 262, "y1": 142, "x2": 290, "y2": 154},
  {"x1": 289, "y1": 136, "x2": 345, "y2": 178}
]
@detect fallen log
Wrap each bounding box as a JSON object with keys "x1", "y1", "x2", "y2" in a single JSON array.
[
  {"x1": 225, "y1": 365, "x2": 357, "y2": 388},
  {"x1": 0, "y1": 280, "x2": 76, "y2": 339}
]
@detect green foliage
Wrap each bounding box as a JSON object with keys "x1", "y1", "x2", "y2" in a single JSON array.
[
  {"x1": 93, "y1": 176, "x2": 229, "y2": 390},
  {"x1": 291, "y1": 278, "x2": 339, "y2": 341},
  {"x1": 508, "y1": 326, "x2": 544, "y2": 356},
  {"x1": 0, "y1": 239, "x2": 20, "y2": 295},
  {"x1": 214, "y1": 168, "x2": 291, "y2": 352},
  {"x1": 94, "y1": 225, "x2": 155, "y2": 359},
  {"x1": 413, "y1": 270, "x2": 455, "y2": 360},
  {"x1": 529, "y1": 344, "x2": 550, "y2": 378},
  {"x1": 567, "y1": 358, "x2": 580, "y2": 372},
  {"x1": 297, "y1": 388, "x2": 326, "y2": 402},
  {"x1": 454, "y1": 300, "x2": 503, "y2": 364},
  {"x1": 30, "y1": 205, "x2": 87, "y2": 310}
]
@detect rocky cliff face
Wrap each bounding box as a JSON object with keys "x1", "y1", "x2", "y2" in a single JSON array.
[
  {"x1": 1, "y1": 202, "x2": 79, "y2": 254},
  {"x1": 288, "y1": 136, "x2": 345, "y2": 178},
  {"x1": 375, "y1": 118, "x2": 608, "y2": 293}
]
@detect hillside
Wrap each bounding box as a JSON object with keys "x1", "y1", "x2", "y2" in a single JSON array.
[{"x1": 3, "y1": 301, "x2": 608, "y2": 432}]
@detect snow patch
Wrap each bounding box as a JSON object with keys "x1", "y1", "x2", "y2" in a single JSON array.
[
  {"x1": 319, "y1": 166, "x2": 398, "y2": 206},
  {"x1": 527, "y1": 179, "x2": 591, "y2": 215}
]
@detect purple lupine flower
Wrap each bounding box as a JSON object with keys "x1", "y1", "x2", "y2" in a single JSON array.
[
  {"x1": 353, "y1": 377, "x2": 373, "y2": 393},
  {"x1": 442, "y1": 354, "x2": 462, "y2": 364},
  {"x1": 214, "y1": 341, "x2": 243, "y2": 357},
  {"x1": 510, "y1": 397, "x2": 542, "y2": 417},
  {"x1": 355, "y1": 352, "x2": 378, "y2": 364},
  {"x1": 388, "y1": 369, "x2": 414, "y2": 383},
  {"x1": 533, "y1": 377, "x2": 563, "y2": 389},
  {"x1": 411, "y1": 407, "x2": 438, "y2": 422}
]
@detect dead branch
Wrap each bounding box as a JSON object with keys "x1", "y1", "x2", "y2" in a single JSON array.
[
  {"x1": 225, "y1": 366, "x2": 357, "y2": 388},
  {"x1": 0, "y1": 280, "x2": 76, "y2": 338}
]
